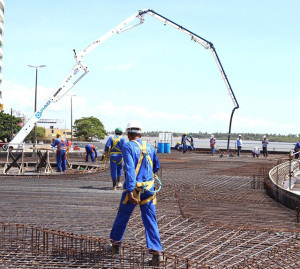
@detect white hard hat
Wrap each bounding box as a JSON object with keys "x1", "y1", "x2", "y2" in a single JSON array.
[
  {"x1": 238, "y1": 134, "x2": 242, "y2": 137},
  {"x1": 211, "y1": 135, "x2": 214, "y2": 138},
  {"x1": 263, "y1": 135, "x2": 266, "y2": 138},
  {"x1": 126, "y1": 120, "x2": 142, "y2": 134}
]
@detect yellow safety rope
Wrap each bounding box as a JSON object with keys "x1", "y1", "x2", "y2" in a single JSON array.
[
  {"x1": 110, "y1": 135, "x2": 122, "y2": 154},
  {"x1": 122, "y1": 140, "x2": 157, "y2": 205}
]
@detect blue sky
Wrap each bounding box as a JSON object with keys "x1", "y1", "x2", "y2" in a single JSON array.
[{"x1": 2, "y1": 1, "x2": 300, "y2": 134}]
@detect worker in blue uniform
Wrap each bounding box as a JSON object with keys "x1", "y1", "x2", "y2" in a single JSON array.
[
  {"x1": 104, "y1": 127, "x2": 126, "y2": 190},
  {"x1": 85, "y1": 144, "x2": 98, "y2": 162},
  {"x1": 294, "y1": 141, "x2": 300, "y2": 159},
  {"x1": 51, "y1": 132, "x2": 67, "y2": 172},
  {"x1": 174, "y1": 142, "x2": 181, "y2": 150},
  {"x1": 181, "y1": 133, "x2": 189, "y2": 154},
  {"x1": 189, "y1": 135, "x2": 195, "y2": 151},
  {"x1": 110, "y1": 120, "x2": 163, "y2": 266}
]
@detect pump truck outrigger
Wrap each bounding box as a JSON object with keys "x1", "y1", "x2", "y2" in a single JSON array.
[{"x1": 6, "y1": 9, "x2": 239, "y2": 151}]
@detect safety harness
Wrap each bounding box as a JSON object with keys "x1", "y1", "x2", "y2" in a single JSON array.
[
  {"x1": 56, "y1": 139, "x2": 68, "y2": 159},
  {"x1": 110, "y1": 135, "x2": 123, "y2": 165},
  {"x1": 122, "y1": 140, "x2": 162, "y2": 206}
]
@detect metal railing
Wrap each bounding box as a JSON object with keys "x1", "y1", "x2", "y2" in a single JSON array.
[{"x1": 269, "y1": 151, "x2": 299, "y2": 190}]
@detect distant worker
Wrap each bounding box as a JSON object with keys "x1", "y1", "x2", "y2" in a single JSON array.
[
  {"x1": 51, "y1": 132, "x2": 67, "y2": 172},
  {"x1": 237, "y1": 135, "x2": 243, "y2": 156},
  {"x1": 210, "y1": 135, "x2": 216, "y2": 155},
  {"x1": 175, "y1": 142, "x2": 180, "y2": 150},
  {"x1": 294, "y1": 140, "x2": 300, "y2": 159},
  {"x1": 181, "y1": 133, "x2": 188, "y2": 154},
  {"x1": 252, "y1": 147, "x2": 260, "y2": 158},
  {"x1": 85, "y1": 144, "x2": 98, "y2": 162},
  {"x1": 262, "y1": 135, "x2": 269, "y2": 157},
  {"x1": 110, "y1": 120, "x2": 163, "y2": 266},
  {"x1": 189, "y1": 135, "x2": 195, "y2": 151},
  {"x1": 104, "y1": 127, "x2": 126, "y2": 190}
]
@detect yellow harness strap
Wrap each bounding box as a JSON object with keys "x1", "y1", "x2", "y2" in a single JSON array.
[
  {"x1": 110, "y1": 135, "x2": 122, "y2": 154},
  {"x1": 122, "y1": 140, "x2": 157, "y2": 205}
]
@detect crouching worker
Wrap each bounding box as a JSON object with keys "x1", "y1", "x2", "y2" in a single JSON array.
[
  {"x1": 105, "y1": 127, "x2": 125, "y2": 190},
  {"x1": 51, "y1": 132, "x2": 67, "y2": 172},
  {"x1": 85, "y1": 144, "x2": 98, "y2": 162},
  {"x1": 252, "y1": 147, "x2": 260, "y2": 158},
  {"x1": 175, "y1": 142, "x2": 181, "y2": 150},
  {"x1": 110, "y1": 120, "x2": 163, "y2": 267}
]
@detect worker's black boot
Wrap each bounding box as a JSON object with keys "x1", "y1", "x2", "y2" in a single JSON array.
[
  {"x1": 108, "y1": 243, "x2": 122, "y2": 255},
  {"x1": 113, "y1": 181, "x2": 116, "y2": 191},
  {"x1": 151, "y1": 252, "x2": 163, "y2": 267},
  {"x1": 117, "y1": 176, "x2": 122, "y2": 188}
]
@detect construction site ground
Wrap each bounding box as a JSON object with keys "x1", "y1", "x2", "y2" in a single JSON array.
[{"x1": 0, "y1": 151, "x2": 299, "y2": 268}]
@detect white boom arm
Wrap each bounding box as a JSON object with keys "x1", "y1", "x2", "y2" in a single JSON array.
[{"x1": 9, "y1": 9, "x2": 238, "y2": 149}]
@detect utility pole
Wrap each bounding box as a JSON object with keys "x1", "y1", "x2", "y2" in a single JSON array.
[{"x1": 27, "y1": 65, "x2": 46, "y2": 152}]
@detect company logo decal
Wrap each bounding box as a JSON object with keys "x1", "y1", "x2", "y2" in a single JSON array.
[{"x1": 35, "y1": 100, "x2": 51, "y2": 119}]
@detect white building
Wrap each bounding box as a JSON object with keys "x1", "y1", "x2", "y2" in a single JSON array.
[{"x1": 37, "y1": 119, "x2": 65, "y2": 129}]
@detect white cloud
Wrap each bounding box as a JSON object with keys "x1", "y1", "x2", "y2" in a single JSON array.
[
  {"x1": 209, "y1": 111, "x2": 299, "y2": 134},
  {"x1": 1, "y1": 81, "x2": 88, "y2": 125},
  {"x1": 97, "y1": 101, "x2": 203, "y2": 121}
]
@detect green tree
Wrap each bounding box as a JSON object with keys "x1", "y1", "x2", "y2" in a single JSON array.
[
  {"x1": 25, "y1": 126, "x2": 46, "y2": 141},
  {"x1": 74, "y1": 116, "x2": 106, "y2": 141},
  {"x1": 0, "y1": 111, "x2": 22, "y2": 142}
]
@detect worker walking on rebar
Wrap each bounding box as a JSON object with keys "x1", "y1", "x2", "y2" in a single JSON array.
[
  {"x1": 110, "y1": 120, "x2": 163, "y2": 267},
  {"x1": 104, "y1": 128, "x2": 125, "y2": 190},
  {"x1": 181, "y1": 133, "x2": 189, "y2": 154},
  {"x1": 210, "y1": 135, "x2": 216, "y2": 155},
  {"x1": 51, "y1": 132, "x2": 68, "y2": 172},
  {"x1": 85, "y1": 144, "x2": 98, "y2": 162}
]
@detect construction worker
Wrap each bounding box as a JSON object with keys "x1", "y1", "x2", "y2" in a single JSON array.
[
  {"x1": 262, "y1": 135, "x2": 269, "y2": 157},
  {"x1": 294, "y1": 141, "x2": 300, "y2": 159},
  {"x1": 174, "y1": 142, "x2": 181, "y2": 150},
  {"x1": 51, "y1": 132, "x2": 67, "y2": 172},
  {"x1": 104, "y1": 127, "x2": 125, "y2": 190},
  {"x1": 252, "y1": 147, "x2": 260, "y2": 158},
  {"x1": 237, "y1": 134, "x2": 243, "y2": 156},
  {"x1": 181, "y1": 133, "x2": 188, "y2": 154},
  {"x1": 210, "y1": 135, "x2": 216, "y2": 155},
  {"x1": 189, "y1": 135, "x2": 195, "y2": 151},
  {"x1": 110, "y1": 120, "x2": 163, "y2": 266},
  {"x1": 85, "y1": 144, "x2": 98, "y2": 162}
]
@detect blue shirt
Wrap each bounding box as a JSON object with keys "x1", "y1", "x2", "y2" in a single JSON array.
[
  {"x1": 181, "y1": 135, "x2": 187, "y2": 145},
  {"x1": 262, "y1": 139, "x2": 269, "y2": 148},
  {"x1": 105, "y1": 135, "x2": 126, "y2": 156},
  {"x1": 51, "y1": 138, "x2": 67, "y2": 151},
  {"x1": 294, "y1": 142, "x2": 300, "y2": 151},
  {"x1": 237, "y1": 138, "x2": 242, "y2": 147},
  {"x1": 122, "y1": 139, "x2": 160, "y2": 193},
  {"x1": 85, "y1": 144, "x2": 98, "y2": 157}
]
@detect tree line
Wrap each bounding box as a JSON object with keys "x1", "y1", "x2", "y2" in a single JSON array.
[
  {"x1": 142, "y1": 131, "x2": 300, "y2": 143},
  {"x1": 1, "y1": 110, "x2": 299, "y2": 143}
]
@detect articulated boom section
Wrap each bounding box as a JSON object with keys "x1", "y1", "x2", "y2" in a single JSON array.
[{"x1": 9, "y1": 9, "x2": 238, "y2": 149}]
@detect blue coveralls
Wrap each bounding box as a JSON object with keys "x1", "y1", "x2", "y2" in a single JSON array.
[
  {"x1": 105, "y1": 135, "x2": 125, "y2": 182},
  {"x1": 189, "y1": 136, "x2": 195, "y2": 151},
  {"x1": 110, "y1": 139, "x2": 162, "y2": 252},
  {"x1": 294, "y1": 142, "x2": 300, "y2": 159},
  {"x1": 85, "y1": 144, "x2": 98, "y2": 162},
  {"x1": 51, "y1": 138, "x2": 67, "y2": 172},
  {"x1": 181, "y1": 135, "x2": 188, "y2": 154}
]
